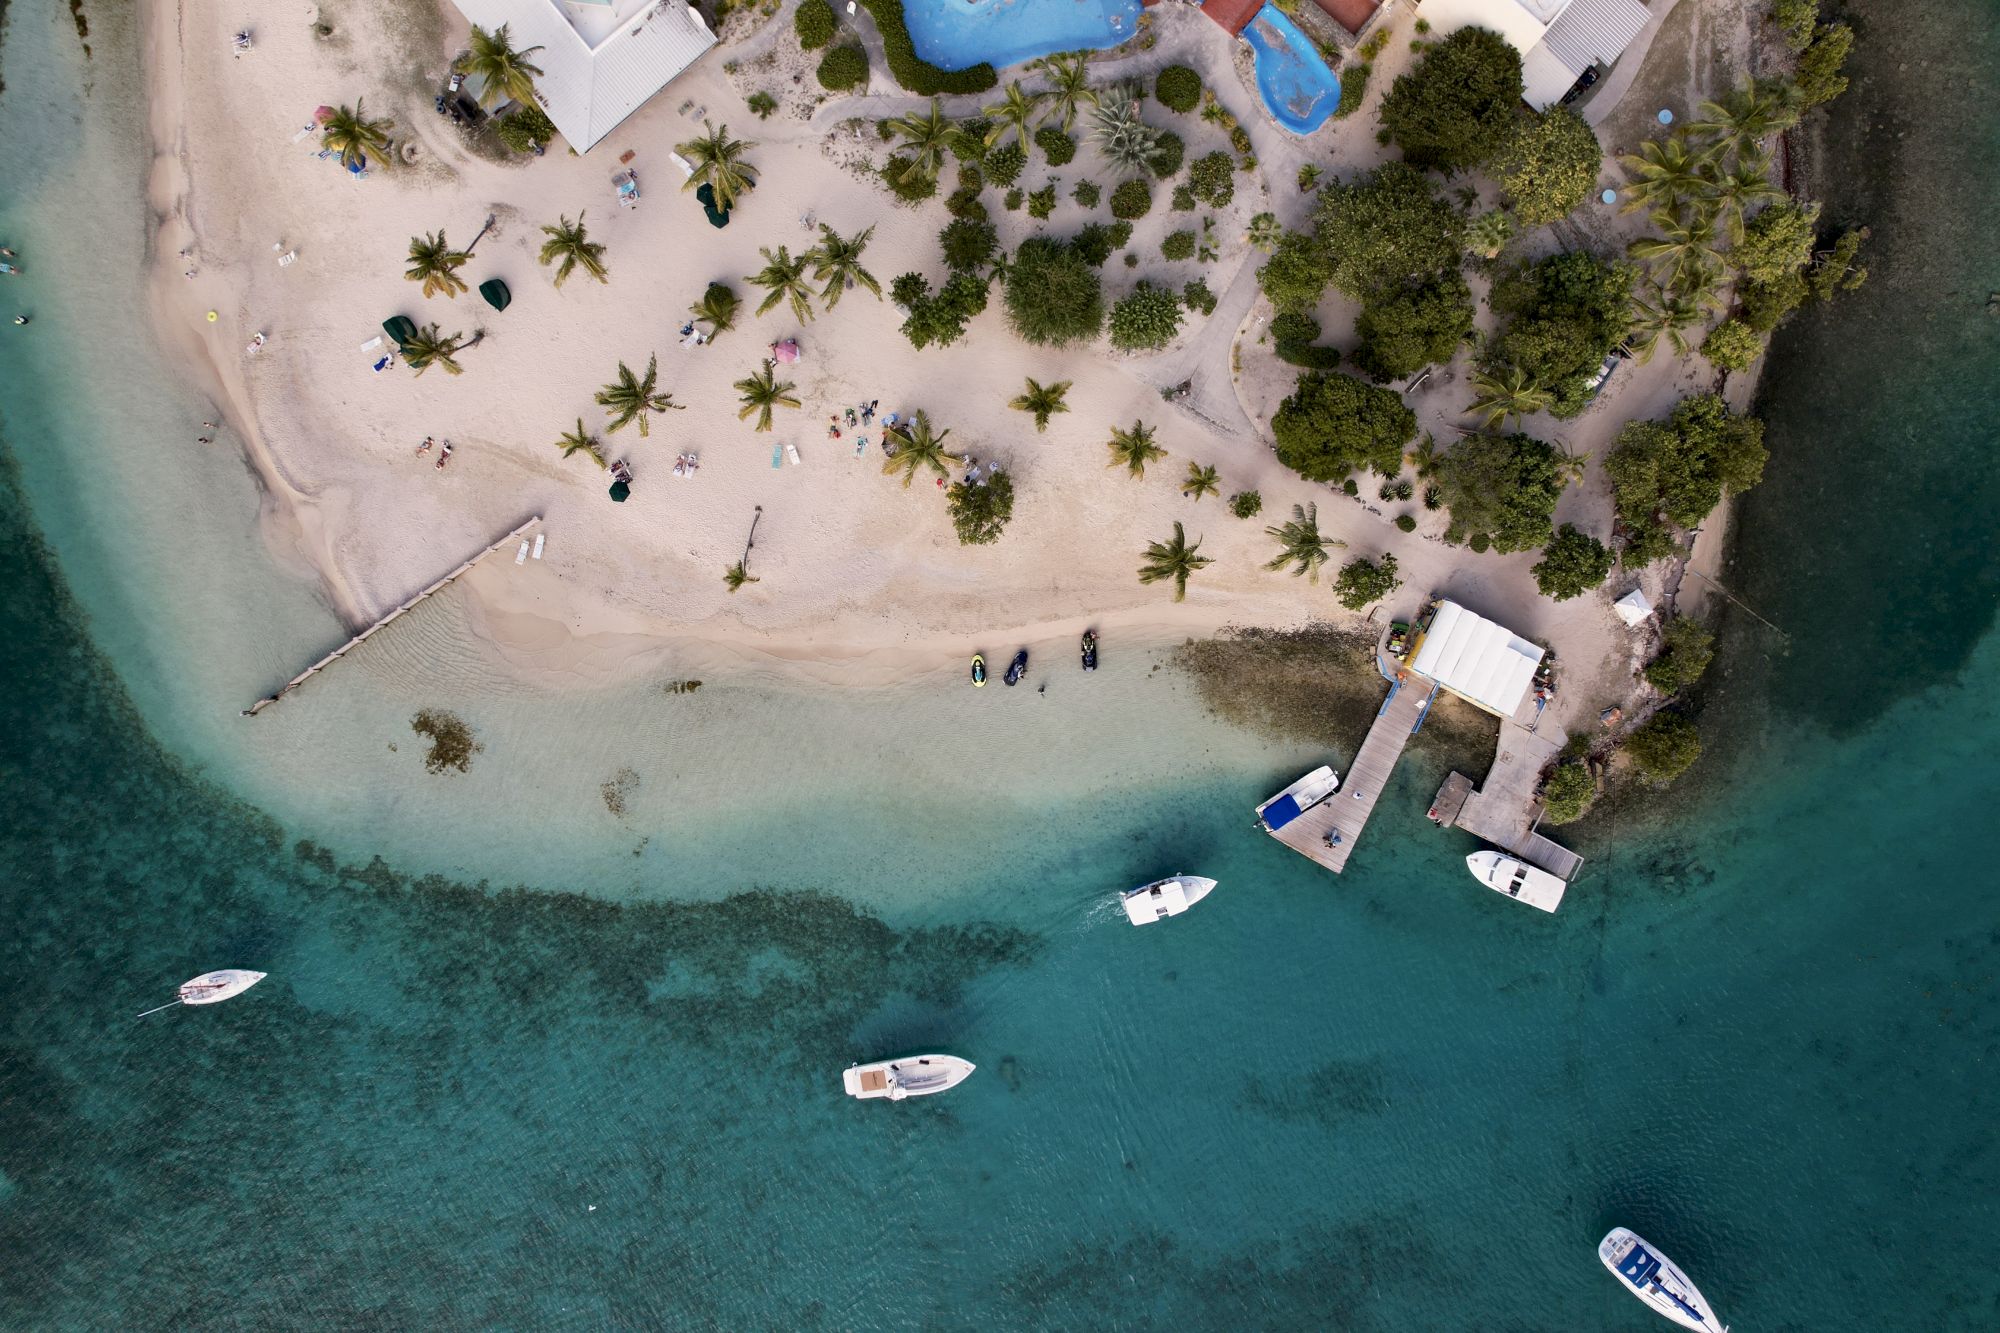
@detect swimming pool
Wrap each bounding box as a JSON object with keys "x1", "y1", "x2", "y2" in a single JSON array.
[
  {"x1": 1243, "y1": 5, "x2": 1341, "y2": 135},
  {"x1": 901, "y1": 0, "x2": 1144, "y2": 74}
]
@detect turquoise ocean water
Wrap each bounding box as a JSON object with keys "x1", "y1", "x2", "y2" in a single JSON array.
[{"x1": 4, "y1": 1, "x2": 1999, "y2": 1326}]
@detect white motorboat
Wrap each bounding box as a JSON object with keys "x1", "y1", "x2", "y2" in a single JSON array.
[
  {"x1": 1467, "y1": 850, "x2": 1567, "y2": 913},
  {"x1": 1599, "y1": 1228, "x2": 1728, "y2": 1332},
  {"x1": 139, "y1": 969, "x2": 267, "y2": 1017},
  {"x1": 842, "y1": 1054, "x2": 974, "y2": 1101},
  {"x1": 1254, "y1": 765, "x2": 1340, "y2": 833},
  {"x1": 1121, "y1": 874, "x2": 1217, "y2": 926}
]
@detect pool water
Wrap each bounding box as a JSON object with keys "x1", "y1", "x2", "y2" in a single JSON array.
[
  {"x1": 1244, "y1": 6, "x2": 1342, "y2": 134},
  {"x1": 903, "y1": 0, "x2": 1145, "y2": 73}
]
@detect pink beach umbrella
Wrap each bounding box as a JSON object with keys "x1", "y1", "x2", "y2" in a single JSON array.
[
  {"x1": 768, "y1": 338, "x2": 800, "y2": 364},
  {"x1": 314, "y1": 105, "x2": 337, "y2": 124}
]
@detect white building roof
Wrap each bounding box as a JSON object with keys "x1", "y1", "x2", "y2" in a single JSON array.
[
  {"x1": 449, "y1": 0, "x2": 715, "y2": 153},
  {"x1": 1417, "y1": 0, "x2": 1655, "y2": 108},
  {"x1": 1408, "y1": 600, "x2": 1545, "y2": 718}
]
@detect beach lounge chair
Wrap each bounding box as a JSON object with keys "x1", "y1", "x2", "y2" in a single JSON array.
[{"x1": 694, "y1": 183, "x2": 730, "y2": 229}]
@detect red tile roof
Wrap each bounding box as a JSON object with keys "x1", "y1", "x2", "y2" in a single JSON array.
[
  {"x1": 1199, "y1": 0, "x2": 1264, "y2": 38},
  {"x1": 1312, "y1": 0, "x2": 1380, "y2": 35}
]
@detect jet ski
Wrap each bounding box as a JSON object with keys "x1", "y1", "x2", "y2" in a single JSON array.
[
  {"x1": 1081, "y1": 629, "x2": 1098, "y2": 671},
  {"x1": 970, "y1": 653, "x2": 986, "y2": 687},
  {"x1": 1003, "y1": 650, "x2": 1028, "y2": 687}
]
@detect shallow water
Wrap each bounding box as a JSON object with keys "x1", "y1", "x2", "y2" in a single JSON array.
[{"x1": 3, "y1": 0, "x2": 1999, "y2": 1326}]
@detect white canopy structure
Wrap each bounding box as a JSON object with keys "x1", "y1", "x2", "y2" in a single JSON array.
[
  {"x1": 1613, "y1": 588, "x2": 1655, "y2": 627},
  {"x1": 1417, "y1": 0, "x2": 1655, "y2": 108},
  {"x1": 448, "y1": 0, "x2": 715, "y2": 152},
  {"x1": 1407, "y1": 601, "x2": 1545, "y2": 718}
]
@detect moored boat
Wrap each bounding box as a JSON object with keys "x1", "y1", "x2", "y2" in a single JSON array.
[
  {"x1": 1081, "y1": 629, "x2": 1097, "y2": 671},
  {"x1": 1466, "y1": 850, "x2": 1567, "y2": 913},
  {"x1": 1003, "y1": 650, "x2": 1027, "y2": 686},
  {"x1": 1254, "y1": 765, "x2": 1340, "y2": 833},
  {"x1": 843, "y1": 1054, "x2": 975, "y2": 1101},
  {"x1": 181, "y1": 969, "x2": 267, "y2": 1005},
  {"x1": 971, "y1": 653, "x2": 986, "y2": 686},
  {"x1": 1121, "y1": 874, "x2": 1217, "y2": 926},
  {"x1": 1599, "y1": 1228, "x2": 1728, "y2": 1332}
]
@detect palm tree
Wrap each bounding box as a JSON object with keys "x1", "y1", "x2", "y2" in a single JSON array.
[
  {"x1": 1137, "y1": 522, "x2": 1212, "y2": 602},
  {"x1": 1466, "y1": 367, "x2": 1555, "y2": 429},
  {"x1": 806, "y1": 224, "x2": 880, "y2": 309},
  {"x1": 1552, "y1": 443, "x2": 1588, "y2": 487},
  {"x1": 1009, "y1": 377, "x2": 1072, "y2": 432},
  {"x1": 405, "y1": 231, "x2": 471, "y2": 298},
  {"x1": 320, "y1": 100, "x2": 392, "y2": 170},
  {"x1": 746, "y1": 245, "x2": 815, "y2": 323},
  {"x1": 1686, "y1": 79, "x2": 1801, "y2": 162},
  {"x1": 723, "y1": 561, "x2": 759, "y2": 593},
  {"x1": 690, "y1": 282, "x2": 740, "y2": 339},
  {"x1": 1037, "y1": 52, "x2": 1097, "y2": 132},
  {"x1": 555, "y1": 418, "x2": 606, "y2": 468},
  {"x1": 537, "y1": 212, "x2": 608, "y2": 288},
  {"x1": 402, "y1": 324, "x2": 465, "y2": 376},
  {"x1": 458, "y1": 23, "x2": 544, "y2": 107},
  {"x1": 1263, "y1": 503, "x2": 1342, "y2": 582},
  {"x1": 1089, "y1": 84, "x2": 1162, "y2": 176},
  {"x1": 1466, "y1": 209, "x2": 1516, "y2": 260},
  {"x1": 1629, "y1": 209, "x2": 1726, "y2": 291},
  {"x1": 1246, "y1": 212, "x2": 1283, "y2": 253},
  {"x1": 595, "y1": 354, "x2": 682, "y2": 437},
  {"x1": 1708, "y1": 154, "x2": 1785, "y2": 242},
  {"x1": 733, "y1": 364, "x2": 800, "y2": 432},
  {"x1": 1182, "y1": 462, "x2": 1221, "y2": 502},
  {"x1": 1625, "y1": 284, "x2": 1705, "y2": 363},
  {"x1": 1617, "y1": 134, "x2": 1718, "y2": 217},
  {"x1": 885, "y1": 98, "x2": 956, "y2": 188},
  {"x1": 881, "y1": 410, "x2": 956, "y2": 488},
  {"x1": 1105, "y1": 419, "x2": 1166, "y2": 478},
  {"x1": 983, "y1": 81, "x2": 1043, "y2": 149},
  {"x1": 677, "y1": 121, "x2": 759, "y2": 213}
]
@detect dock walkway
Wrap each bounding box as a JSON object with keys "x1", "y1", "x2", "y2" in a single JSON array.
[
  {"x1": 1430, "y1": 719, "x2": 1583, "y2": 881},
  {"x1": 1266, "y1": 674, "x2": 1436, "y2": 872}
]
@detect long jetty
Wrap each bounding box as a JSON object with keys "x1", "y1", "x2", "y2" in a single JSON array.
[
  {"x1": 243, "y1": 516, "x2": 542, "y2": 716},
  {"x1": 1264, "y1": 669, "x2": 1437, "y2": 872}
]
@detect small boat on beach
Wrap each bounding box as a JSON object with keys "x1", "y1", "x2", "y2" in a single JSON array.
[
  {"x1": 1255, "y1": 765, "x2": 1340, "y2": 833},
  {"x1": 1081, "y1": 629, "x2": 1097, "y2": 671},
  {"x1": 1466, "y1": 850, "x2": 1567, "y2": 913},
  {"x1": 1120, "y1": 874, "x2": 1217, "y2": 926},
  {"x1": 971, "y1": 653, "x2": 986, "y2": 687},
  {"x1": 1599, "y1": 1228, "x2": 1728, "y2": 1331},
  {"x1": 1003, "y1": 650, "x2": 1028, "y2": 686},
  {"x1": 843, "y1": 1054, "x2": 975, "y2": 1101},
  {"x1": 139, "y1": 969, "x2": 267, "y2": 1017}
]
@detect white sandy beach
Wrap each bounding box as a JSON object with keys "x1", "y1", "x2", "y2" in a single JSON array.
[{"x1": 142, "y1": 0, "x2": 1764, "y2": 731}]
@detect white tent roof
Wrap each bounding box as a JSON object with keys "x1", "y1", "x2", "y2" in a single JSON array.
[
  {"x1": 1613, "y1": 588, "x2": 1655, "y2": 626},
  {"x1": 448, "y1": 0, "x2": 715, "y2": 153},
  {"x1": 1408, "y1": 601, "x2": 1545, "y2": 718}
]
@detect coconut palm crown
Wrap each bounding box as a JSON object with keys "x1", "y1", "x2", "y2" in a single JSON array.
[
  {"x1": 1264, "y1": 503, "x2": 1343, "y2": 582},
  {"x1": 402, "y1": 323, "x2": 465, "y2": 377},
  {"x1": 595, "y1": 354, "x2": 682, "y2": 437},
  {"x1": 537, "y1": 212, "x2": 608, "y2": 288},
  {"x1": 1036, "y1": 52, "x2": 1097, "y2": 132},
  {"x1": 555, "y1": 419, "x2": 606, "y2": 468},
  {"x1": 677, "y1": 122, "x2": 759, "y2": 213},
  {"x1": 885, "y1": 99, "x2": 957, "y2": 188},
  {"x1": 458, "y1": 23, "x2": 545, "y2": 108},
  {"x1": 806, "y1": 225, "x2": 880, "y2": 309},
  {"x1": 1105, "y1": 418, "x2": 1166, "y2": 478},
  {"x1": 882, "y1": 410, "x2": 956, "y2": 488},
  {"x1": 746, "y1": 245, "x2": 815, "y2": 323},
  {"x1": 1466, "y1": 367, "x2": 1555, "y2": 430},
  {"x1": 734, "y1": 365, "x2": 801, "y2": 432},
  {"x1": 405, "y1": 231, "x2": 471, "y2": 298},
  {"x1": 1138, "y1": 522, "x2": 1212, "y2": 602},
  {"x1": 321, "y1": 100, "x2": 393, "y2": 171},
  {"x1": 1009, "y1": 377, "x2": 1072, "y2": 433}
]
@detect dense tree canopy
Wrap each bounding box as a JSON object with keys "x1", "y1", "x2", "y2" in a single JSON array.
[
  {"x1": 1625, "y1": 710, "x2": 1702, "y2": 782},
  {"x1": 1485, "y1": 250, "x2": 1634, "y2": 417},
  {"x1": 1379, "y1": 27, "x2": 1525, "y2": 172},
  {"x1": 1531, "y1": 524, "x2": 1614, "y2": 600},
  {"x1": 1497, "y1": 107, "x2": 1602, "y2": 226},
  {"x1": 1642, "y1": 615, "x2": 1716, "y2": 693},
  {"x1": 1108, "y1": 281, "x2": 1184, "y2": 351},
  {"x1": 946, "y1": 470, "x2": 1015, "y2": 545},
  {"x1": 1334, "y1": 553, "x2": 1402, "y2": 611},
  {"x1": 1002, "y1": 237, "x2": 1104, "y2": 347},
  {"x1": 1257, "y1": 229, "x2": 1335, "y2": 312},
  {"x1": 1313, "y1": 163, "x2": 1466, "y2": 300},
  {"x1": 1700, "y1": 319, "x2": 1763, "y2": 371},
  {"x1": 1539, "y1": 760, "x2": 1596, "y2": 824},
  {"x1": 1271, "y1": 372, "x2": 1417, "y2": 482},
  {"x1": 1732, "y1": 201, "x2": 1820, "y2": 285},
  {"x1": 1435, "y1": 432, "x2": 1569, "y2": 554},
  {"x1": 897, "y1": 270, "x2": 990, "y2": 349},
  {"x1": 1606, "y1": 394, "x2": 1767, "y2": 563},
  {"x1": 1352, "y1": 273, "x2": 1476, "y2": 381}
]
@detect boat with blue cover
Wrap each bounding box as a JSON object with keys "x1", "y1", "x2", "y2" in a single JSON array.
[
  {"x1": 1254, "y1": 765, "x2": 1340, "y2": 834},
  {"x1": 1599, "y1": 1228, "x2": 1727, "y2": 1331}
]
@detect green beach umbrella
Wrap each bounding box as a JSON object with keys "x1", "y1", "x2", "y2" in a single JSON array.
[{"x1": 608, "y1": 481, "x2": 630, "y2": 503}]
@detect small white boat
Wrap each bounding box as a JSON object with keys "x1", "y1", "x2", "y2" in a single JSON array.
[
  {"x1": 842, "y1": 1054, "x2": 974, "y2": 1101},
  {"x1": 1121, "y1": 874, "x2": 1217, "y2": 926},
  {"x1": 1599, "y1": 1228, "x2": 1727, "y2": 1332},
  {"x1": 139, "y1": 969, "x2": 267, "y2": 1017},
  {"x1": 1255, "y1": 765, "x2": 1340, "y2": 833},
  {"x1": 1467, "y1": 850, "x2": 1567, "y2": 913}
]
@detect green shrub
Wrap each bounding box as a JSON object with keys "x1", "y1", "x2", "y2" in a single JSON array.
[
  {"x1": 1003, "y1": 236, "x2": 1104, "y2": 347},
  {"x1": 1124, "y1": 252, "x2": 1140, "y2": 268},
  {"x1": 1156, "y1": 64, "x2": 1202, "y2": 113},
  {"x1": 1109, "y1": 281, "x2": 1185, "y2": 351},
  {"x1": 794, "y1": 0, "x2": 837, "y2": 49},
  {"x1": 1148, "y1": 130, "x2": 1185, "y2": 178},
  {"x1": 746, "y1": 91, "x2": 778, "y2": 120},
  {"x1": 1342, "y1": 478, "x2": 1359, "y2": 496},
  {"x1": 1539, "y1": 760, "x2": 1596, "y2": 824},
  {"x1": 1106, "y1": 220, "x2": 1133, "y2": 249},
  {"x1": 1796, "y1": 22, "x2": 1854, "y2": 106},
  {"x1": 1073, "y1": 180, "x2": 1101, "y2": 209},
  {"x1": 947, "y1": 469, "x2": 1015, "y2": 545},
  {"x1": 984, "y1": 140, "x2": 1027, "y2": 186},
  {"x1": 1161, "y1": 229, "x2": 1196, "y2": 261},
  {"x1": 1334, "y1": 554, "x2": 1401, "y2": 610},
  {"x1": 1003, "y1": 187, "x2": 1024, "y2": 212},
  {"x1": 1073, "y1": 223, "x2": 1115, "y2": 267},
  {"x1": 1187, "y1": 151, "x2": 1234, "y2": 206},
  {"x1": 882, "y1": 156, "x2": 937, "y2": 203},
  {"x1": 495, "y1": 103, "x2": 557, "y2": 153},
  {"x1": 1182, "y1": 278, "x2": 1217, "y2": 315},
  {"x1": 1271, "y1": 310, "x2": 1321, "y2": 346},
  {"x1": 1110, "y1": 179, "x2": 1153, "y2": 220},
  {"x1": 951, "y1": 119, "x2": 991, "y2": 160},
  {"x1": 1229, "y1": 490, "x2": 1263, "y2": 519},
  {"x1": 1026, "y1": 184, "x2": 1058, "y2": 220},
  {"x1": 1530, "y1": 524, "x2": 1613, "y2": 600},
  {"x1": 945, "y1": 183, "x2": 987, "y2": 221},
  {"x1": 1643, "y1": 616, "x2": 1716, "y2": 693},
  {"x1": 1229, "y1": 125, "x2": 1253, "y2": 156},
  {"x1": 857, "y1": 0, "x2": 998, "y2": 96},
  {"x1": 817, "y1": 44, "x2": 868, "y2": 91},
  {"x1": 1497, "y1": 107, "x2": 1601, "y2": 227},
  {"x1": 1333, "y1": 62, "x2": 1372, "y2": 120},
  {"x1": 1468, "y1": 532, "x2": 1491, "y2": 553},
  {"x1": 1277, "y1": 343, "x2": 1343, "y2": 370},
  {"x1": 1034, "y1": 126, "x2": 1076, "y2": 166},
  {"x1": 898, "y1": 270, "x2": 991, "y2": 349},
  {"x1": 1394, "y1": 514, "x2": 1417, "y2": 532},
  {"x1": 1701, "y1": 319, "x2": 1763, "y2": 372},
  {"x1": 1625, "y1": 711, "x2": 1701, "y2": 782},
  {"x1": 1772, "y1": 0, "x2": 1819, "y2": 51},
  {"x1": 1171, "y1": 184, "x2": 1196, "y2": 212},
  {"x1": 940, "y1": 217, "x2": 997, "y2": 272}
]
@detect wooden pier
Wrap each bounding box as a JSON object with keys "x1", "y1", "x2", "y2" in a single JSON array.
[
  {"x1": 243, "y1": 516, "x2": 542, "y2": 716},
  {"x1": 1264, "y1": 673, "x2": 1436, "y2": 872},
  {"x1": 1429, "y1": 719, "x2": 1583, "y2": 881}
]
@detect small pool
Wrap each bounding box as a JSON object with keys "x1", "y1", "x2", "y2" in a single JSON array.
[
  {"x1": 902, "y1": 0, "x2": 1144, "y2": 74},
  {"x1": 1243, "y1": 6, "x2": 1340, "y2": 135}
]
